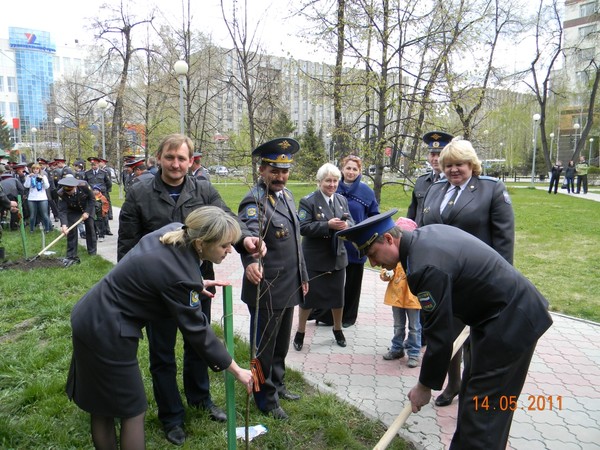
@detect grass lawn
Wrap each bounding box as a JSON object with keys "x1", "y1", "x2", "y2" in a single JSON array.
[{"x1": 0, "y1": 179, "x2": 598, "y2": 449}]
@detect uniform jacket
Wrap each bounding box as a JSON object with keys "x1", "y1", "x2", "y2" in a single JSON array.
[
  {"x1": 57, "y1": 183, "x2": 95, "y2": 225},
  {"x1": 128, "y1": 170, "x2": 155, "y2": 189},
  {"x1": 83, "y1": 168, "x2": 112, "y2": 193},
  {"x1": 238, "y1": 181, "x2": 308, "y2": 309},
  {"x1": 421, "y1": 176, "x2": 514, "y2": 264},
  {"x1": 336, "y1": 174, "x2": 379, "y2": 264},
  {"x1": 398, "y1": 225, "x2": 552, "y2": 390},
  {"x1": 0, "y1": 177, "x2": 25, "y2": 200},
  {"x1": 118, "y1": 171, "x2": 251, "y2": 261},
  {"x1": 298, "y1": 190, "x2": 353, "y2": 272},
  {"x1": 70, "y1": 223, "x2": 232, "y2": 372},
  {"x1": 406, "y1": 171, "x2": 436, "y2": 225}
]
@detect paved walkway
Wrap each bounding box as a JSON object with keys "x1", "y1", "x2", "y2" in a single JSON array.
[{"x1": 98, "y1": 206, "x2": 600, "y2": 450}]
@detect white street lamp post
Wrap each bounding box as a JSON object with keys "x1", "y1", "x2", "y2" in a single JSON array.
[
  {"x1": 54, "y1": 117, "x2": 63, "y2": 159},
  {"x1": 98, "y1": 98, "x2": 109, "y2": 160},
  {"x1": 174, "y1": 60, "x2": 189, "y2": 135},
  {"x1": 31, "y1": 127, "x2": 37, "y2": 161},
  {"x1": 573, "y1": 123, "x2": 580, "y2": 158},
  {"x1": 589, "y1": 138, "x2": 594, "y2": 163},
  {"x1": 531, "y1": 114, "x2": 541, "y2": 186},
  {"x1": 549, "y1": 132, "x2": 555, "y2": 163}
]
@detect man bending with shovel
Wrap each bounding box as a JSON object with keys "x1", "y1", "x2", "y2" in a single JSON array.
[
  {"x1": 337, "y1": 210, "x2": 553, "y2": 450},
  {"x1": 57, "y1": 175, "x2": 96, "y2": 267}
]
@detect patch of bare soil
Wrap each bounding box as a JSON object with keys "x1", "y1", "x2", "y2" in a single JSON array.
[{"x1": 0, "y1": 257, "x2": 65, "y2": 271}]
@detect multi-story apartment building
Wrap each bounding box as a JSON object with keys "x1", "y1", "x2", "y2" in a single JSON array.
[{"x1": 559, "y1": 0, "x2": 599, "y2": 163}]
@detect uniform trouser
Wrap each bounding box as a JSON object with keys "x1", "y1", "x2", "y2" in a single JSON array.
[
  {"x1": 248, "y1": 305, "x2": 294, "y2": 412},
  {"x1": 65, "y1": 213, "x2": 96, "y2": 258},
  {"x1": 576, "y1": 175, "x2": 588, "y2": 193},
  {"x1": 449, "y1": 339, "x2": 537, "y2": 450},
  {"x1": 548, "y1": 175, "x2": 560, "y2": 193},
  {"x1": 147, "y1": 295, "x2": 213, "y2": 429}
]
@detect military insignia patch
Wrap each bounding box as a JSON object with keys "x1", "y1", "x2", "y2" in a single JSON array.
[
  {"x1": 298, "y1": 209, "x2": 307, "y2": 220},
  {"x1": 417, "y1": 291, "x2": 436, "y2": 312},
  {"x1": 245, "y1": 206, "x2": 258, "y2": 218},
  {"x1": 503, "y1": 190, "x2": 512, "y2": 205},
  {"x1": 189, "y1": 290, "x2": 201, "y2": 307}
]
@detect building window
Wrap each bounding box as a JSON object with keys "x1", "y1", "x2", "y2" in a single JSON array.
[
  {"x1": 579, "y1": 24, "x2": 597, "y2": 40},
  {"x1": 9, "y1": 102, "x2": 18, "y2": 118},
  {"x1": 7, "y1": 77, "x2": 17, "y2": 93},
  {"x1": 0, "y1": 76, "x2": 3, "y2": 92},
  {"x1": 0, "y1": 103, "x2": 5, "y2": 117},
  {"x1": 576, "y1": 70, "x2": 591, "y2": 84},
  {"x1": 580, "y1": 1, "x2": 597, "y2": 17},
  {"x1": 578, "y1": 47, "x2": 596, "y2": 63}
]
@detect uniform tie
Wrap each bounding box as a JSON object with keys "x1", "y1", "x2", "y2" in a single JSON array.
[
  {"x1": 433, "y1": 172, "x2": 439, "y2": 182},
  {"x1": 441, "y1": 186, "x2": 459, "y2": 222},
  {"x1": 329, "y1": 198, "x2": 335, "y2": 215}
]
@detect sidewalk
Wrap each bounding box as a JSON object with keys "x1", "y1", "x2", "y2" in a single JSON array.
[{"x1": 101, "y1": 208, "x2": 600, "y2": 450}]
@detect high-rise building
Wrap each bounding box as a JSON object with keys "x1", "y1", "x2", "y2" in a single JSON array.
[{"x1": 0, "y1": 27, "x2": 84, "y2": 144}]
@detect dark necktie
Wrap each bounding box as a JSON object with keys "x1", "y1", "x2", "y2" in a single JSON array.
[
  {"x1": 433, "y1": 173, "x2": 439, "y2": 182},
  {"x1": 441, "y1": 186, "x2": 459, "y2": 222},
  {"x1": 329, "y1": 198, "x2": 335, "y2": 215}
]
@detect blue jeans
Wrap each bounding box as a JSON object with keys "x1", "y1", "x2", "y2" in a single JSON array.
[
  {"x1": 390, "y1": 307, "x2": 421, "y2": 357},
  {"x1": 28, "y1": 200, "x2": 51, "y2": 232}
]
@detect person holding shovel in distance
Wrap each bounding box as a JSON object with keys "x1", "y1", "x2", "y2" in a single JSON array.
[
  {"x1": 337, "y1": 210, "x2": 552, "y2": 450},
  {"x1": 66, "y1": 206, "x2": 254, "y2": 450},
  {"x1": 57, "y1": 175, "x2": 96, "y2": 267}
]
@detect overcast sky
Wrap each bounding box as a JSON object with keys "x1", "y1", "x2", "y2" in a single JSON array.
[
  {"x1": 1, "y1": 0, "x2": 326, "y2": 61},
  {"x1": 2, "y1": 0, "x2": 546, "y2": 78}
]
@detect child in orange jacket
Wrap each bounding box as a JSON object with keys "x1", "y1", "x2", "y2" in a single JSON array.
[
  {"x1": 380, "y1": 217, "x2": 421, "y2": 368},
  {"x1": 92, "y1": 185, "x2": 110, "y2": 242}
]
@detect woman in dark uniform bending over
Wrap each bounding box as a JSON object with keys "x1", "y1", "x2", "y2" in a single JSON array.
[{"x1": 66, "y1": 206, "x2": 253, "y2": 449}]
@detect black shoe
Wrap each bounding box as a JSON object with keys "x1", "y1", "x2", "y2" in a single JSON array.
[
  {"x1": 342, "y1": 322, "x2": 354, "y2": 328},
  {"x1": 279, "y1": 388, "x2": 301, "y2": 401},
  {"x1": 293, "y1": 331, "x2": 305, "y2": 351},
  {"x1": 267, "y1": 406, "x2": 289, "y2": 420},
  {"x1": 106, "y1": 231, "x2": 113, "y2": 236},
  {"x1": 434, "y1": 391, "x2": 459, "y2": 407},
  {"x1": 382, "y1": 349, "x2": 404, "y2": 360},
  {"x1": 165, "y1": 425, "x2": 186, "y2": 445},
  {"x1": 202, "y1": 404, "x2": 227, "y2": 422},
  {"x1": 63, "y1": 257, "x2": 80, "y2": 267},
  {"x1": 333, "y1": 329, "x2": 346, "y2": 347}
]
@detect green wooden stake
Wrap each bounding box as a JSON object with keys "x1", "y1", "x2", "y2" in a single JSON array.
[
  {"x1": 17, "y1": 195, "x2": 28, "y2": 258},
  {"x1": 222, "y1": 285, "x2": 237, "y2": 450}
]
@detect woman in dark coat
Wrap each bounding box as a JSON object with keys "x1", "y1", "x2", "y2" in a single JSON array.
[
  {"x1": 66, "y1": 206, "x2": 253, "y2": 449},
  {"x1": 420, "y1": 137, "x2": 514, "y2": 408},
  {"x1": 293, "y1": 163, "x2": 353, "y2": 351}
]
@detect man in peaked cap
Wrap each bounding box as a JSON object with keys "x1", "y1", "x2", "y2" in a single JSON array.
[
  {"x1": 84, "y1": 156, "x2": 114, "y2": 234},
  {"x1": 337, "y1": 210, "x2": 552, "y2": 450},
  {"x1": 407, "y1": 131, "x2": 454, "y2": 226},
  {"x1": 190, "y1": 151, "x2": 210, "y2": 181},
  {"x1": 238, "y1": 137, "x2": 308, "y2": 420},
  {"x1": 125, "y1": 159, "x2": 154, "y2": 189}
]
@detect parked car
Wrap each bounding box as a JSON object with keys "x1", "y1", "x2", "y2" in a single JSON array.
[{"x1": 215, "y1": 166, "x2": 228, "y2": 176}]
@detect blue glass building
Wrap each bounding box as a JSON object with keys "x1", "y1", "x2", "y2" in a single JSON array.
[{"x1": 8, "y1": 27, "x2": 56, "y2": 134}]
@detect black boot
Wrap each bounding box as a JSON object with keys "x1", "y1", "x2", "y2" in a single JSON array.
[
  {"x1": 293, "y1": 331, "x2": 305, "y2": 351},
  {"x1": 333, "y1": 329, "x2": 346, "y2": 347}
]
